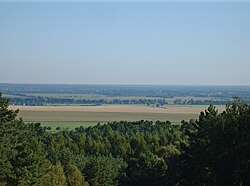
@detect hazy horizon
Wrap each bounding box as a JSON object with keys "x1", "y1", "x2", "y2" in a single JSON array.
[
  {"x1": 1, "y1": 2, "x2": 250, "y2": 85},
  {"x1": 1, "y1": 82, "x2": 250, "y2": 87}
]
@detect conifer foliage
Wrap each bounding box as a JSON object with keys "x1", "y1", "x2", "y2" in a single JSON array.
[{"x1": 0, "y1": 93, "x2": 250, "y2": 185}]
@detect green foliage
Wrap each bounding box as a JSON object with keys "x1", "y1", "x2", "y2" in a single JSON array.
[
  {"x1": 83, "y1": 156, "x2": 127, "y2": 186},
  {"x1": 40, "y1": 162, "x2": 66, "y2": 186},
  {"x1": 180, "y1": 98, "x2": 250, "y2": 185},
  {"x1": 0, "y1": 93, "x2": 47, "y2": 185},
  {"x1": 1, "y1": 92, "x2": 250, "y2": 185},
  {"x1": 66, "y1": 164, "x2": 89, "y2": 186},
  {"x1": 0, "y1": 92, "x2": 18, "y2": 123},
  {"x1": 0, "y1": 92, "x2": 19, "y2": 184}
]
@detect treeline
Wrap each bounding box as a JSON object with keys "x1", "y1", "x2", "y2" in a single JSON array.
[
  {"x1": 1, "y1": 93, "x2": 250, "y2": 185},
  {"x1": 7, "y1": 96, "x2": 236, "y2": 106},
  {"x1": 8, "y1": 97, "x2": 167, "y2": 106},
  {"x1": 173, "y1": 98, "x2": 229, "y2": 105}
]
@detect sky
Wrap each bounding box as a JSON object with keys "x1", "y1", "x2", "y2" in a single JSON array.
[{"x1": 0, "y1": 1, "x2": 250, "y2": 85}]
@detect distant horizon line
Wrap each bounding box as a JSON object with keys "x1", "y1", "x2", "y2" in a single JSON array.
[
  {"x1": 1, "y1": 0, "x2": 250, "y2": 3},
  {"x1": 1, "y1": 82, "x2": 250, "y2": 87}
]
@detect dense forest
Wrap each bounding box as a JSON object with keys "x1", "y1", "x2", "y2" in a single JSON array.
[{"x1": 1, "y1": 93, "x2": 250, "y2": 185}]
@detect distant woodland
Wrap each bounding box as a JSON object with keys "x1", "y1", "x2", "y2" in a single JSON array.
[
  {"x1": 7, "y1": 96, "x2": 230, "y2": 106},
  {"x1": 1, "y1": 84, "x2": 250, "y2": 106},
  {"x1": 1, "y1": 92, "x2": 250, "y2": 185}
]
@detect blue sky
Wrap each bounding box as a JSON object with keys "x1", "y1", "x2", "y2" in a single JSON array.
[{"x1": 0, "y1": 2, "x2": 250, "y2": 85}]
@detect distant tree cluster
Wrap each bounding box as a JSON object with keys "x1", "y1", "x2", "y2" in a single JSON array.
[
  {"x1": 10, "y1": 95, "x2": 250, "y2": 106},
  {"x1": 7, "y1": 97, "x2": 167, "y2": 106},
  {"x1": 1, "y1": 93, "x2": 250, "y2": 185},
  {"x1": 173, "y1": 98, "x2": 229, "y2": 105}
]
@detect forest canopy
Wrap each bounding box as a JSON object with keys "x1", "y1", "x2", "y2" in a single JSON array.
[{"x1": 0, "y1": 93, "x2": 250, "y2": 185}]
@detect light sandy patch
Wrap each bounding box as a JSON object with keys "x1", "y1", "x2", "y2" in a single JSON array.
[
  {"x1": 10, "y1": 105, "x2": 168, "y2": 113},
  {"x1": 165, "y1": 105, "x2": 224, "y2": 114},
  {"x1": 9, "y1": 105, "x2": 224, "y2": 115}
]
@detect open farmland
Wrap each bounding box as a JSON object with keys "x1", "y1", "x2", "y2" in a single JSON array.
[{"x1": 10, "y1": 104, "x2": 224, "y2": 124}]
